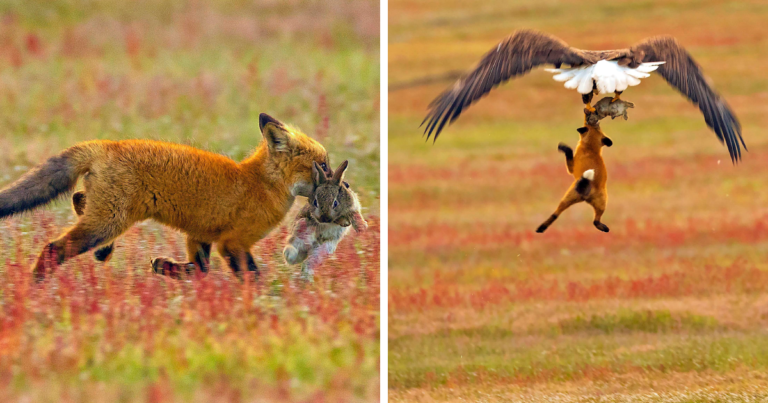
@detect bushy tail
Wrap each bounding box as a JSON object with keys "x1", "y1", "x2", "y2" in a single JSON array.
[
  {"x1": 575, "y1": 169, "x2": 594, "y2": 197},
  {"x1": 0, "y1": 143, "x2": 102, "y2": 219}
]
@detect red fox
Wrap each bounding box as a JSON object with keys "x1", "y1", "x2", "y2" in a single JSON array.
[
  {"x1": 0, "y1": 113, "x2": 329, "y2": 281},
  {"x1": 536, "y1": 121, "x2": 612, "y2": 233}
]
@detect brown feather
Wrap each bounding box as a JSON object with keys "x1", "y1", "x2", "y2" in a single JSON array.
[
  {"x1": 630, "y1": 36, "x2": 744, "y2": 162},
  {"x1": 422, "y1": 30, "x2": 586, "y2": 139},
  {"x1": 422, "y1": 30, "x2": 634, "y2": 140},
  {"x1": 422, "y1": 30, "x2": 745, "y2": 163}
]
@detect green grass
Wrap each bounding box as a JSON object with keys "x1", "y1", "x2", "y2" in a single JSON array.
[
  {"x1": 391, "y1": 329, "x2": 768, "y2": 390},
  {"x1": 557, "y1": 310, "x2": 720, "y2": 335}
]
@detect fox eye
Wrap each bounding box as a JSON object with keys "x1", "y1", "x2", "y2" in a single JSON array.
[
  {"x1": 320, "y1": 163, "x2": 327, "y2": 171},
  {"x1": 333, "y1": 200, "x2": 338, "y2": 208},
  {"x1": 313, "y1": 198, "x2": 318, "y2": 208}
]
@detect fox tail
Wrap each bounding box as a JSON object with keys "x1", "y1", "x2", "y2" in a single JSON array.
[
  {"x1": 575, "y1": 169, "x2": 594, "y2": 197},
  {"x1": 0, "y1": 142, "x2": 103, "y2": 219}
]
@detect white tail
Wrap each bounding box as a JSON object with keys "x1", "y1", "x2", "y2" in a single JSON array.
[
  {"x1": 582, "y1": 169, "x2": 595, "y2": 181},
  {"x1": 546, "y1": 60, "x2": 665, "y2": 94}
]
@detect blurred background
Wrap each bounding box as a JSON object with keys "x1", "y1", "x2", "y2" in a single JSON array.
[
  {"x1": 0, "y1": 1, "x2": 379, "y2": 401},
  {"x1": 388, "y1": 0, "x2": 768, "y2": 401}
]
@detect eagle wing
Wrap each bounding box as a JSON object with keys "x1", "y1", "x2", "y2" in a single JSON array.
[
  {"x1": 631, "y1": 36, "x2": 745, "y2": 162},
  {"x1": 422, "y1": 29, "x2": 591, "y2": 140}
]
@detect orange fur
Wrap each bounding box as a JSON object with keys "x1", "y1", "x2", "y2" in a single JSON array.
[
  {"x1": 536, "y1": 120, "x2": 612, "y2": 233},
  {"x1": 0, "y1": 113, "x2": 328, "y2": 281}
]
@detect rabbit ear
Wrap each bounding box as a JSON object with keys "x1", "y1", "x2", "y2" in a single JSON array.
[
  {"x1": 332, "y1": 160, "x2": 349, "y2": 184},
  {"x1": 312, "y1": 162, "x2": 326, "y2": 185}
]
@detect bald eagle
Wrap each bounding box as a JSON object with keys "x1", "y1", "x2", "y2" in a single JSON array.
[{"x1": 422, "y1": 30, "x2": 746, "y2": 162}]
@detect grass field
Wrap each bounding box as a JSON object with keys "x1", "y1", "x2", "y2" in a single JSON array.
[
  {"x1": 0, "y1": 1, "x2": 379, "y2": 401},
  {"x1": 388, "y1": 0, "x2": 768, "y2": 401}
]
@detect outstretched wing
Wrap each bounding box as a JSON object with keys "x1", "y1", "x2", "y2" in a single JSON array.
[
  {"x1": 631, "y1": 36, "x2": 745, "y2": 162},
  {"x1": 422, "y1": 30, "x2": 589, "y2": 141}
]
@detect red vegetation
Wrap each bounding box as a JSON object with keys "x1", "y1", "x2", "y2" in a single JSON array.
[
  {"x1": 0, "y1": 211, "x2": 380, "y2": 399},
  {"x1": 390, "y1": 260, "x2": 766, "y2": 312},
  {"x1": 391, "y1": 216, "x2": 768, "y2": 253},
  {"x1": 389, "y1": 150, "x2": 768, "y2": 188}
]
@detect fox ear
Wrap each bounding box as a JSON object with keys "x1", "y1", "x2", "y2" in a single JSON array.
[
  {"x1": 576, "y1": 127, "x2": 588, "y2": 135},
  {"x1": 259, "y1": 113, "x2": 292, "y2": 153},
  {"x1": 312, "y1": 162, "x2": 326, "y2": 185},
  {"x1": 602, "y1": 137, "x2": 613, "y2": 147},
  {"x1": 332, "y1": 160, "x2": 348, "y2": 184}
]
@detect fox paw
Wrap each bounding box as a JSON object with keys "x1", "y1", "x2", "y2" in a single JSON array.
[
  {"x1": 557, "y1": 143, "x2": 573, "y2": 155},
  {"x1": 151, "y1": 257, "x2": 195, "y2": 280},
  {"x1": 94, "y1": 244, "x2": 114, "y2": 262},
  {"x1": 593, "y1": 221, "x2": 610, "y2": 233}
]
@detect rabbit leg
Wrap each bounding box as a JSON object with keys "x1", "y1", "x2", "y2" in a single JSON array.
[
  {"x1": 284, "y1": 218, "x2": 313, "y2": 264},
  {"x1": 301, "y1": 242, "x2": 334, "y2": 281}
]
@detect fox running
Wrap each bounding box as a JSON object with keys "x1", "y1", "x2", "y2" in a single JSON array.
[
  {"x1": 0, "y1": 113, "x2": 329, "y2": 281},
  {"x1": 536, "y1": 121, "x2": 612, "y2": 233}
]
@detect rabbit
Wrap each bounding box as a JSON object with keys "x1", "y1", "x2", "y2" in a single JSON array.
[
  {"x1": 590, "y1": 96, "x2": 635, "y2": 122},
  {"x1": 283, "y1": 160, "x2": 367, "y2": 280}
]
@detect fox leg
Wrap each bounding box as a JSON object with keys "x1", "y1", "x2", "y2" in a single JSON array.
[
  {"x1": 536, "y1": 187, "x2": 582, "y2": 233},
  {"x1": 587, "y1": 192, "x2": 610, "y2": 233},
  {"x1": 151, "y1": 238, "x2": 212, "y2": 280},
  {"x1": 188, "y1": 241, "x2": 213, "y2": 273},
  {"x1": 218, "y1": 243, "x2": 259, "y2": 281},
  {"x1": 557, "y1": 143, "x2": 574, "y2": 174},
  {"x1": 33, "y1": 217, "x2": 129, "y2": 281},
  {"x1": 72, "y1": 191, "x2": 115, "y2": 262}
]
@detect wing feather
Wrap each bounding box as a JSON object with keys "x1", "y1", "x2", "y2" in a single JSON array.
[
  {"x1": 422, "y1": 29, "x2": 587, "y2": 141},
  {"x1": 632, "y1": 36, "x2": 745, "y2": 162}
]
